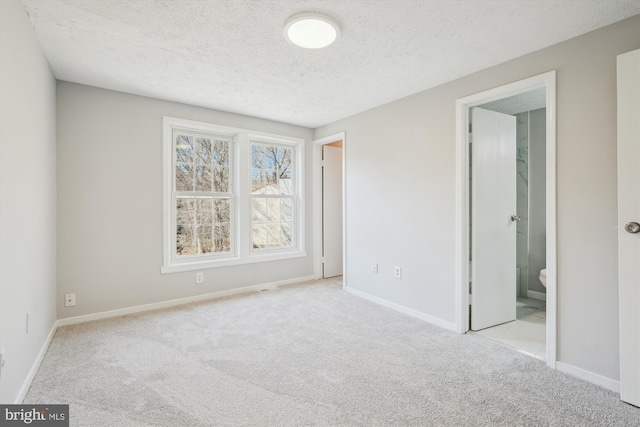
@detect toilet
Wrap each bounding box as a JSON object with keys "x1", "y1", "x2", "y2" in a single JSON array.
[{"x1": 539, "y1": 269, "x2": 547, "y2": 288}]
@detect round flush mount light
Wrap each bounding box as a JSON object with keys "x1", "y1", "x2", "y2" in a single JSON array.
[{"x1": 284, "y1": 12, "x2": 340, "y2": 49}]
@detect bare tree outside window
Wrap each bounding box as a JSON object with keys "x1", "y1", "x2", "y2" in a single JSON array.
[{"x1": 175, "y1": 134, "x2": 232, "y2": 256}]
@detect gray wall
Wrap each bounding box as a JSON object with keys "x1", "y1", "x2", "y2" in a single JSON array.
[
  {"x1": 56, "y1": 82, "x2": 314, "y2": 319},
  {"x1": 0, "y1": 0, "x2": 57, "y2": 403},
  {"x1": 315, "y1": 16, "x2": 640, "y2": 382}
]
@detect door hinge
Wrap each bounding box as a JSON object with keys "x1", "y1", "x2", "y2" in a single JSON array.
[
  {"x1": 468, "y1": 133, "x2": 473, "y2": 144},
  {"x1": 468, "y1": 293, "x2": 473, "y2": 305},
  {"x1": 321, "y1": 160, "x2": 325, "y2": 167}
]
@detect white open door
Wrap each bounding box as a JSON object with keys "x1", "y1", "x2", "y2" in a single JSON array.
[
  {"x1": 322, "y1": 145, "x2": 343, "y2": 278},
  {"x1": 471, "y1": 108, "x2": 517, "y2": 331},
  {"x1": 617, "y1": 49, "x2": 640, "y2": 408}
]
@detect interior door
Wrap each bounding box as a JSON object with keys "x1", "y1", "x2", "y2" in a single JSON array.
[
  {"x1": 322, "y1": 145, "x2": 343, "y2": 278},
  {"x1": 471, "y1": 108, "x2": 517, "y2": 331},
  {"x1": 617, "y1": 49, "x2": 640, "y2": 408}
]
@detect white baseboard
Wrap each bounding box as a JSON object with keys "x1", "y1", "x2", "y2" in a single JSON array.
[
  {"x1": 57, "y1": 275, "x2": 316, "y2": 327},
  {"x1": 15, "y1": 321, "x2": 57, "y2": 403},
  {"x1": 527, "y1": 289, "x2": 547, "y2": 301},
  {"x1": 556, "y1": 361, "x2": 620, "y2": 393},
  {"x1": 345, "y1": 286, "x2": 456, "y2": 332}
]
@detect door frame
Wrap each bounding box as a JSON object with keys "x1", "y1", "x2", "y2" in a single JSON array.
[
  {"x1": 454, "y1": 71, "x2": 557, "y2": 368},
  {"x1": 313, "y1": 132, "x2": 346, "y2": 288}
]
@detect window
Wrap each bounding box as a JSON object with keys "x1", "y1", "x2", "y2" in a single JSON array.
[
  {"x1": 162, "y1": 117, "x2": 305, "y2": 273},
  {"x1": 251, "y1": 142, "x2": 295, "y2": 251},
  {"x1": 174, "y1": 133, "x2": 233, "y2": 257}
]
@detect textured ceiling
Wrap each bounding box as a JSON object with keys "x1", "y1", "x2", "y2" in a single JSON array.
[{"x1": 22, "y1": 0, "x2": 640, "y2": 128}]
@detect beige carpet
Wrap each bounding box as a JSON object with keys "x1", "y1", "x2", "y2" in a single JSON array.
[{"x1": 25, "y1": 278, "x2": 640, "y2": 426}]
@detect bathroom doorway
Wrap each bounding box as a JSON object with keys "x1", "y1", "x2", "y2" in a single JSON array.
[
  {"x1": 470, "y1": 94, "x2": 547, "y2": 359},
  {"x1": 454, "y1": 72, "x2": 557, "y2": 368}
]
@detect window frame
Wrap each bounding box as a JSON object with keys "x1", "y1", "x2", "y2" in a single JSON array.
[
  {"x1": 172, "y1": 129, "x2": 235, "y2": 261},
  {"x1": 249, "y1": 138, "x2": 298, "y2": 254},
  {"x1": 162, "y1": 117, "x2": 306, "y2": 274}
]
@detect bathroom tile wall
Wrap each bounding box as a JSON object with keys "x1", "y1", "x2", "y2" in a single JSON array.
[
  {"x1": 527, "y1": 108, "x2": 547, "y2": 294},
  {"x1": 516, "y1": 112, "x2": 529, "y2": 297}
]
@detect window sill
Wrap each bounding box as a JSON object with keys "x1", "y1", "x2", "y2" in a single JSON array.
[{"x1": 160, "y1": 250, "x2": 307, "y2": 274}]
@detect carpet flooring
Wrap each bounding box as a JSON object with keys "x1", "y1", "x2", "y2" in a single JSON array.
[{"x1": 25, "y1": 278, "x2": 640, "y2": 426}]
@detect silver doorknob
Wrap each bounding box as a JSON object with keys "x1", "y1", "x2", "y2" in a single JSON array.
[
  {"x1": 511, "y1": 215, "x2": 521, "y2": 222},
  {"x1": 624, "y1": 222, "x2": 640, "y2": 234}
]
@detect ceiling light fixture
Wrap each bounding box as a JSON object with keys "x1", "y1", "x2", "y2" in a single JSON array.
[{"x1": 284, "y1": 12, "x2": 340, "y2": 49}]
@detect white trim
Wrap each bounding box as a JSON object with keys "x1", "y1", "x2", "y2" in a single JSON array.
[
  {"x1": 455, "y1": 71, "x2": 558, "y2": 369},
  {"x1": 544, "y1": 75, "x2": 558, "y2": 369},
  {"x1": 312, "y1": 132, "x2": 347, "y2": 289},
  {"x1": 527, "y1": 290, "x2": 547, "y2": 301},
  {"x1": 556, "y1": 361, "x2": 620, "y2": 393},
  {"x1": 160, "y1": 250, "x2": 307, "y2": 274},
  {"x1": 15, "y1": 322, "x2": 57, "y2": 403},
  {"x1": 57, "y1": 275, "x2": 316, "y2": 327},
  {"x1": 345, "y1": 286, "x2": 457, "y2": 332}
]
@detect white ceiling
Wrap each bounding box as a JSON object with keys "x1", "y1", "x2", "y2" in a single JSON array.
[{"x1": 22, "y1": 1, "x2": 639, "y2": 128}]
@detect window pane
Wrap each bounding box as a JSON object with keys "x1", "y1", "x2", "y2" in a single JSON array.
[
  {"x1": 196, "y1": 225, "x2": 213, "y2": 254},
  {"x1": 281, "y1": 222, "x2": 292, "y2": 246},
  {"x1": 279, "y1": 177, "x2": 293, "y2": 195},
  {"x1": 176, "y1": 198, "x2": 195, "y2": 256},
  {"x1": 252, "y1": 223, "x2": 266, "y2": 248},
  {"x1": 215, "y1": 198, "x2": 231, "y2": 224},
  {"x1": 251, "y1": 144, "x2": 267, "y2": 168},
  {"x1": 266, "y1": 223, "x2": 280, "y2": 247},
  {"x1": 281, "y1": 199, "x2": 292, "y2": 221},
  {"x1": 265, "y1": 170, "x2": 279, "y2": 194},
  {"x1": 176, "y1": 198, "x2": 195, "y2": 226},
  {"x1": 177, "y1": 224, "x2": 195, "y2": 256},
  {"x1": 175, "y1": 163, "x2": 193, "y2": 191},
  {"x1": 266, "y1": 198, "x2": 280, "y2": 222},
  {"x1": 214, "y1": 140, "x2": 229, "y2": 166},
  {"x1": 196, "y1": 198, "x2": 213, "y2": 226},
  {"x1": 252, "y1": 197, "x2": 266, "y2": 222},
  {"x1": 214, "y1": 167, "x2": 229, "y2": 193},
  {"x1": 196, "y1": 138, "x2": 212, "y2": 164},
  {"x1": 214, "y1": 224, "x2": 231, "y2": 252},
  {"x1": 175, "y1": 134, "x2": 193, "y2": 163},
  {"x1": 195, "y1": 164, "x2": 212, "y2": 192},
  {"x1": 251, "y1": 170, "x2": 266, "y2": 194}
]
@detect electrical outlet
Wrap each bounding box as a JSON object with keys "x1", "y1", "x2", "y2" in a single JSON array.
[
  {"x1": 394, "y1": 266, "x2": 402, "y2": 279},
  {"x1": 195, "y1": 272, "x2": 204, "y2": 284},
  {"x1": 65, "y1": 293, "x2": 76, "y2": 307},
  {"x1": 373, "y1": 263, "x2": 378, "y2": 273}
]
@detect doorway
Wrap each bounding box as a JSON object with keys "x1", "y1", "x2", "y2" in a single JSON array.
[
  {"x1": 470, "y1": 98, "x2": 547, "y2": 360},
  {"x1": 455, "y1": 71, "x2": 557, "y2": 368},
  {"x1": 313, "y1": 132, "x2": 346, "y2": 284}
]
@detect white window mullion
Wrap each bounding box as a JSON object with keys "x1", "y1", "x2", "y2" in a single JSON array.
[{"x1": 236, "y1": 132, "x2": 250, "y2": 259}]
